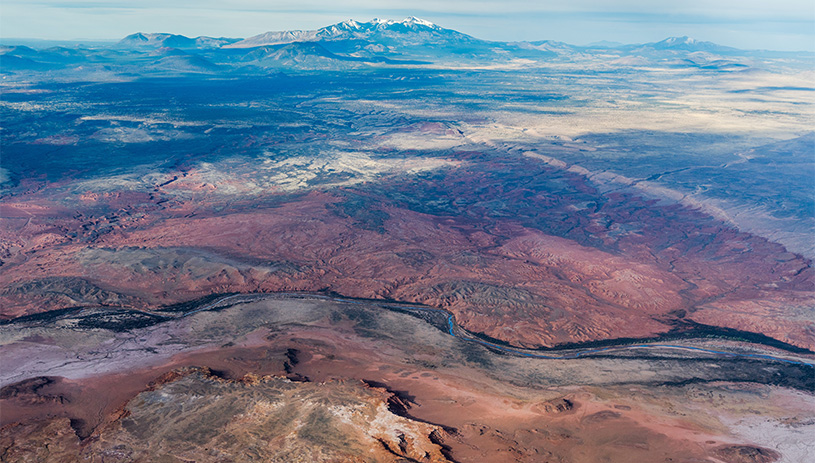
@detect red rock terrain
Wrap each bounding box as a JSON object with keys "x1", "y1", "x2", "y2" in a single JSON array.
[
  {"x1": 2, "y1": 28, "x2": 813, "y2": 463},
  {"x1": 2, "y1": 299, "x2": 801, "y2": 463},
  {"x1": 1, "y1": 369, "x2": 453, "y2": 463},
  {"x1": 1, "y1": 155, "x2": 812, "y2": 349}
]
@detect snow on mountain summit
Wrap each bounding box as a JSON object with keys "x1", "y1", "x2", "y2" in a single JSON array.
[
  {"x1": 656, "y1": 36, "x2": 703, "y2": 48},
  {"x1": 406, "y1": 17, "x2": 437, "y2": 27},
  {"x1": 647, "y1": 36, "x2": 738, "y2": 53},
  {"x1": 663, "y1": 36, "x2": 697, "y2": 46},
  {"x1": 374, "y1": 17, "x2": 438, "y2": 28},
  {"x1": 226, "y1": 17, "x2": 461, "y2": 49}
]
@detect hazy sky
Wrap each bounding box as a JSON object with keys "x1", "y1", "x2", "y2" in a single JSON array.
[{"x1": 2, "y1": 0, "x2": 814, "y2": 50}]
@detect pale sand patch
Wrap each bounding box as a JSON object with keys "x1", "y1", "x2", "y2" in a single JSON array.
[{"x1": 717, "y1": 388, "x2": 815, "y2": 463}]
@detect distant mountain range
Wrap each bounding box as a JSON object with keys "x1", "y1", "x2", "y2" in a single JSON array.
[
  {"x1": 639, "y1": 36, "x2": 741, "y2": 54},
  {"x1": 119, "y1": 33, "x2": 240, "y2": 49},
  {"x1": 112, "y1": 18, "x2": 756, "y2": 55},
  {"x1": 226, "y1": 17, "x2": 479, "y2": 48},
  {"x1": 1, "y1": 17, "x2": 811, "y2": 77}
]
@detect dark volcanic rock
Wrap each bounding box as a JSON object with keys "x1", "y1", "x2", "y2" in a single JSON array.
[{"x1": 713, "y1": 445, "x2": 782, "y2": 463}]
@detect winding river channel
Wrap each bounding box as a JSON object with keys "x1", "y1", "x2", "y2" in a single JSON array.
[{"x1": 176, "y1": 292, "x2": 815, "y2": 368}]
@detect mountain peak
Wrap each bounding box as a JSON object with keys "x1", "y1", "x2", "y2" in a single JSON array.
[
  {"x1": 369, "y1": 17, "x2": 438, "y2": 28},
  {"x1": 403, "y1": 16, "x2": 437, "y2": 27},
  {"x1": 642, "y1": 35, "x2": 741, "y2": 54},
  {"x1": 660, "y1": 36, "x2": 697, "y2": 46},
  {"x1": 227, "y1": 17, "x2": 468, "y2": 49},
  {"x1": 126, "y1": 32, "x2": 149, "y2": 42},
  {"x1": 118, "y1": 33, "x2": 240, "y2": 49},
  {"x1": 338, "y1": 19, "x2": 361, "y2": 29}
]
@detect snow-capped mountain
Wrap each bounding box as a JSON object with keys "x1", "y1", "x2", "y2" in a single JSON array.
[
  {"x1": 226, "y1": 17, "x2": 478, "y2": 48},
  {"x1": 643, "y1": 36, "x2": 739, "y2": 53},
  {"x1": 10, "y1": 15, "x2": 801, "y2": 78}
]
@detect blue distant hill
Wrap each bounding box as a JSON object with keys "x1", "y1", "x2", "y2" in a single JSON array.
[{"x1": 2, "y1": 18, "x2": 812, "y2": 76}]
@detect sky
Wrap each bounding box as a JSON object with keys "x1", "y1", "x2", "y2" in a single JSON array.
[{"x1": 1, "y1": 0, "x2": 814, "y2": 51}]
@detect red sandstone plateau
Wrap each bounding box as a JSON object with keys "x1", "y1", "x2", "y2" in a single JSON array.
[{"x1": 1, "y1": 163, "x2": 812, "y2": 349}]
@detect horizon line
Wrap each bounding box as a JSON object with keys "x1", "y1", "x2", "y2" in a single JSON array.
[{"x1": 1, "y1": 19, "x2": 812, "y2": 54}]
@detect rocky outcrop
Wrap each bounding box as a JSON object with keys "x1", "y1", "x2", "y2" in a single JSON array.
[
  {"x1": 1, "y1": 369, "x2": 453, "y2": 463},
  {"x1": 713, "y1": 445, "x2": 782, "y2": 463}
]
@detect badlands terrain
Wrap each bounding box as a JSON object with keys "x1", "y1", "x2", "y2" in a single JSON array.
[{"x1": 1, "y1": 18, "x2": 814, "y2": 462}]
